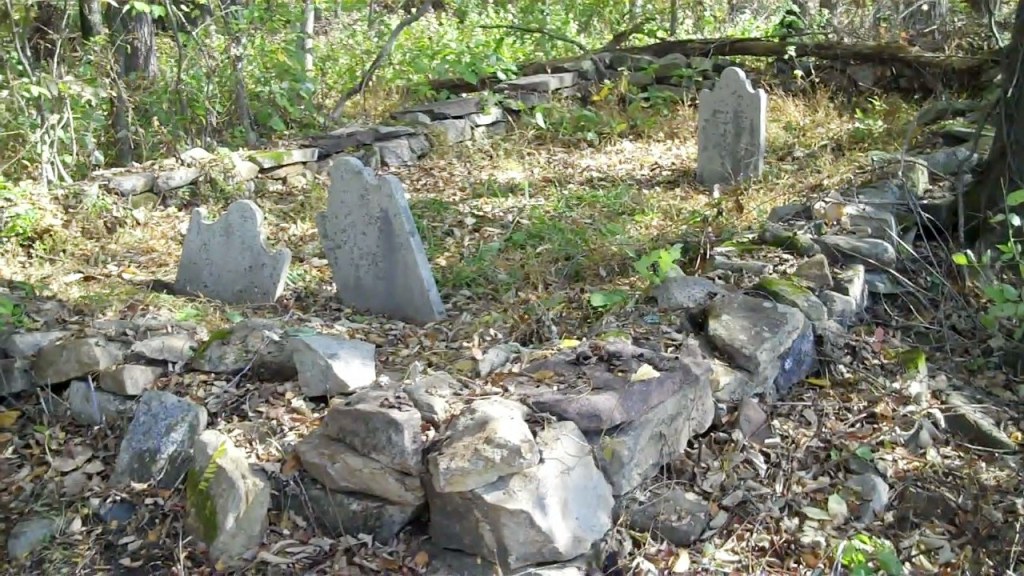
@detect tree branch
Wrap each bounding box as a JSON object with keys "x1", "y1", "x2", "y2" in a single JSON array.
[
  {"x1": 328, "y1": 0, "x2": 433, "y2": 121},
  {"x1": 477, "y1": 24, "x2": 589, "y2": 52}
]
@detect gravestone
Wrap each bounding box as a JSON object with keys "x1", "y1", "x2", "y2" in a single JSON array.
[
  {"x1": 317, "y1": 157, "x2": 445, "y2": 325},
  {"x1": 696, "y1": 67, "x2": 767, "y2": 188},
  {"x1": 174, "y1": 200, "x2": 291, "y2": 305}
]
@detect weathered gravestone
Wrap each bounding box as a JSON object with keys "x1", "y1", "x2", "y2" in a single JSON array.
[
  {"x1": 696, "y1": 67, "x2": 767, "y2": 188},
  {"x1": 174, "y1": 199, "x2": 291, "y2": 305},
  {"x1": 317, "y1": 157, "x2": 445, "y2": 325}
]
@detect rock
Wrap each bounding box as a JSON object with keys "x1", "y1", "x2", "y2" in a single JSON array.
[
  {"x1": 846, "y1": 473, "x2": 890, "y2": 523},
  {"x1": 97, "y1": 365, "x2": 163, "y2": 396},
  {"x1": 394, "y1": 111, "x2": 432, "y2": 125},
  {"x1": 915, "y1": 100, "x2": 977, "y2": 126},
  {"x1": 759, "y1": 223, "x2": 820, "y2": 256},
  {"x1": 820, "y1": 290, "x2": 859, "y2": 327},
  {"x1": 942, "y1": 390, "x2": 1018, "y2": 451},
  {"x1": 609, "y1": 53, "x2": 657, "y2": 71},
  {"x1": 180, "y1": 147, "x2": 216, "y2": 164},
  {"x1": 373, "y1": 125, "x2": 417, "y2": 139},
  {"x1": 587, "y1": 344, "x2": 714, "y2": 494},
  {"x1": 404, "y1": 371, "x2": 456, "y2": 425},
  {"x1": 131, "y1": 333, "x2": 197, "y2": 364},
  {"x1": 248, "y1": 148, "x2": 318, "y2": 169},
  {"x1": 768, "y1": 203, "x2": 811, "y2": 222},
  {"x1": 792, "y1": 254, "x2": 833, "y2": 289},
  {"x1": 813, "y1": 235, "x2": 897, "y2": 269},
  {"x1": 275, "y1": 472, "x2": 422, "y2": 542},
  {"x1": 186, "y1": 430, "x2": 270, "y2": 567},
  {"x1": 652, "y1": 273, "x2": 727, "y2": 311},
  {"x1": 653, "y1": 53, "x2": 690, "y2": 79},
  {"x1": 854, "y1": 178, "x2": 914, "y2": 204},
  {"x1": 155, "y1": 167, "x2": 203, "y2": 193},
  {"x1": 230, "y1": 155, "x2": 261, "y2": 182},
  {"x1": 32, "y1": 337, "x2": 125, "y2": 385},
  {"x1": 709, "y1": 359, "x2": 772, "y2": 403},
  {"x1": 646, "y1": 84, "x2": 693, "y2": 102},
  {"x1": 374, "y1": 138, "x2": 417, "y2": 166},
  {"x1": 321, "y1": 388, "x2": 425, "y2": 475},
  {"x1": 916, "y1": 146, "x2": 979, "y2": 176},
  {"x1": 106, "y1": 173, "x2": 156, "y2": 196},
  {"x1": 736, "y1": 397, "x2": 772, "y2": 443},
  {"x1": 895, "y1": 485, "x2": 958, "y2": 529},
  {"x1": 2, "y1": 330, "x2": 68, "y2": 358},
  {"x1": 262, "y1": 163, "x2": 306, "y2": 180},
  {"x1": 110, "y1": 390, "x2": 208, "y2": 489},
  {"x1": 843, "y1": 204, "x2": 899, "y2": 243},
  {"x1": 628, "y1": 71, "x2": 656, "y2": 87},
  {"x1": 621, "y1": 487, "x2": 710, "y2": 546},
  {"x1": 395, "y1": 97, "x2": 483, "y2": 120},
  {"x1": 129, "y1": 192, "x2": 159, "y2": 210},
  {"x1": 296, "y1": 428, "x2": 424, "y2": 505},
  {"x1": 174, "y1": 200, "x2": 291, "y2": 305},
  {"x1": 67, "y1": 380, "x2": 137, "y2": 425},
  {"x1": 710, "y1": 255, "x2": 773, "y2": 276},
  {"x1": 191, "y1": 319, "x2": 297, "y2": 381},
  {"x1": 706, "y1": 293, "x2": 815, "y2": 398},
  {"x1": 834, "y1": 264, "x2": 868, "y2": 312},
  {"x1": 899, "y1": 161, "x2": 930, "y2": 196},
  {"x1": 0, "y1": 359, "x2": 34, "y2": 395},
  {"x1": 864, "y1": 270, "x2": 909, "y2": 294},
  {"x1": 466, "y1": 108, "x2": 506, "y2": 127},
  {"x1": 290, "y1": 335, "x2": 376, "y2": 397},
  {"x1": 427, "y1": 397, "x2": 539, "y2": 493},
  {"x1": 755, "y1": 276, "x2": 828, "y2": 322},
  {"x1": 7, "y1": 516, "x2": 58, "y2": 559},
  {"x1": 428, "y1": 119, "x2": 473, "y2": 145},
  {"x1": 496, "y1": 72, "x2": 579, "y2": 93},
  {"x1": 427, "y1": 421, "x2": 613, "y2": 570}
]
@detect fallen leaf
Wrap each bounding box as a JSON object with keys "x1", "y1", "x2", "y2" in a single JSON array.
[
  {"x1": 671, "y1": 550, "x2": 690, "y2": 573},
  {"x1": 281, "y1": 452, "x2": 302, "y2": 477},
  {"x1": 827, "y1": 493, "x2": 849, "y2": 524},
  {"x1": 802, "y1": 506, "x2": 832, "y2": 520},
  {"x1": 0, "y1": 410, "x2": 21, "y2": 428},
  {"x1": 413, "y1": 550, "x2": 430, "y2": 568},
  {"x1": 630, "y1": 363, "x2": 661, "y2": 382}
]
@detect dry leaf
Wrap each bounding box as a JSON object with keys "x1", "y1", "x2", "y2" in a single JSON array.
[
  {"x1": 630, "y1": 363, "x2": 661, "y2": 382},
  {"x1": 281, "y1": 452, "x2": 302, "y2": 477},
  {"x1": 671, "y1": 550, "x2": 690, "y2": 573},
  {"x1": 413, "y1": 550, "x2": 430, "y2": 568},
  {"x1": 0, "y1": 410, "x2": 21, "y2": 428}
]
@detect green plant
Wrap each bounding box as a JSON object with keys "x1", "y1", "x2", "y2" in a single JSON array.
[
  {"x1": 837, "y1": 533, "x2": 904, "y2": 575},
  {"x1": 0, "y1": 295, "x2": 28, "y2": 329},
  {"x1": 185, "y1": 441, "x2": 228, "y2": 543},
  {"x1": 952, "y1": 188, "x2": 1024, "y2": 340},
  {"x1": 633, "y1": 244, "x2": 684, "y2": 286},
  {"x1": 851, "y1": 98, "x2": 888, "y2": 143}
]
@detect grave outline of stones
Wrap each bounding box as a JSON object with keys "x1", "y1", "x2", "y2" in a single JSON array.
[
  {"x1": 316, "y1": 156, "x2": 446, "y2": 326},
  {"x1": 174, "y1": 199, "x2": 292, "y2": 305},
  {"x1": 696, "y1": 66, "x2": 767, "y2": 188}
]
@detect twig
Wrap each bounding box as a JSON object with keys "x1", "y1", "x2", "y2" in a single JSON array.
[{"x1": 328, "y1": 0, "x2": 434, "y2": 122}]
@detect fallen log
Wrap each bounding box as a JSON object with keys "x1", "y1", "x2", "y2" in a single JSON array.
[{"x1": 422, "y1": 36, "x2": 1001, "y2": 95}]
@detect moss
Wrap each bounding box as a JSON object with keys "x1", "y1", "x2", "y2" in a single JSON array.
[
  {"x1": 756, "y1": 276, "x2": 815, "y2": 300},
  {"x1": 186, "y1": 442, "x2": 228, "y2": 544}
]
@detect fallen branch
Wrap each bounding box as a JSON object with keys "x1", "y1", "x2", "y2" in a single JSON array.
[{"x1": 328, "y1": 0, "x2": 433, "y2": 121}]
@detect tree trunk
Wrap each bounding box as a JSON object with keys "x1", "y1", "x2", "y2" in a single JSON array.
[
  {"x1": 300, "y1": 0, "x2": 315, "y2": 74},
  {"x1": 669, "y1": 0, "x2": 678, "y2": 37},
  {"x1": 218, "y1": 0, "x2": 257, "y2": 147},
  {"x1": 79, "y1": 0, "x2": 106, "y2": 40},
  {"x1": 963, "y1": 0, "x2": 1024, "y2": 246},
  {"x1": 107, "y1": 3, "x2": 158, "y2": 165}
]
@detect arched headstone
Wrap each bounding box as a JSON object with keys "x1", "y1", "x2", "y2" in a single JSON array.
[{"x1": 696, "y1": 67, "x2": 767, "y2": 188}]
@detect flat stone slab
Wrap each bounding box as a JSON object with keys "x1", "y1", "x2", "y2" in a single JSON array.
[
  {"x1": 317, "y1": 157, "x2": 445, "y2": 325},
  {"x1": 174, "y1": 200, "x2": 291, "y2": 305},
  {"x1": 697, "y1": 67, "x2": 766, "y2": 188},
  {"x1": 496, "y1": 72, "x2": 579, "y2": 93},
  {"x1": 395, "y1": 97, "x2": 483, "y2": 120}
]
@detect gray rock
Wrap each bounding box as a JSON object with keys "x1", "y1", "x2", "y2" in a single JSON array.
[
  {"x1": 374, "y1": 138, "x2": 417, "y2": 167},
  {"x1": 191, "y1": 319, "x2": 297, "y2": 381},
  {"x1": 628, "y1": 71, "x2": 656, "y2": 87},
  {"x1": 32, "y1": 337, "x2": 125, "y2": 385},
  {"x1": 180, "y1": 147, "x2": 216, "y2": 164},
  {"x1": 496, "y1": 72, "x2": 578, "y2": 93},
  {"x1": 609, "y1": 53, "x2": 657, "y2": 71},
  {"x1": 706, "y1": 293, "x2": 815, "y2": 397},
  {"x1": 653, "y1": 53, "x2": 690, "y2": 79},
  {"x1": 759, "y1": 223, "x2": 820, "y2": 256},
  {"x1": 916, "y1": 146, "x2": 979, "y2": 176},
  {"x1": 262, "y1": 163, "x2": 305, "y2": 180},
  {"x1": 295, "y1": 428, "x2": 424, "y2": 505},
  {"x1": 622, "y1": 487, "x2": 710, "y2": 546},
  {"x1": 106, "y1": 172, "x2": 156, "y2": 196},
  {"x1": 110, "y1": 390, "x2": 208, "y2": 489},
  {"x1": 792, "y1": 254, "x2": 833, "y2": 289},
  {"x1": 653, "y1": 273, "x2": 727, "y2": 311},
  {"x1": 2, "y1": 330, "x2": 68, "y2": 358},
  {"x1": 97, "y1": 365, "x2": 163, "y2": 396},
  {"x1": 404, "y1": 372, "x2": 456, "y2": 426},
  {"x1": 834, "y1": 264, "x2": 867, "y2": 312},
  {"x1": 427, "y1": 397, "x2": 539, "y2": 493},
  {"x1": 0, "y1": 359, "x2": 34, "y2": 395},
  {"x1": 395, "y1": 97, "x2": 482, "y2": 120},
  {"x1": 820, "y1": 290, "x2": 859, "y2": 327},
  {"x1": 427, "y1": 421, "x2": 613, "y2": 570},
  {"x1": 854, "y1": 179, "x2": 914, "y2": 204},
  {"x1": 813, "y1": 235, "x2": 897, "y2": 269},
  {"x1": 321, "y1": 388, "x2": 425, "y2": 475},
  {"x1": 7, "y1": 516, "x2": 58, "y2": 559},
  {"x1": 755, "y1": 277, "x2": 828, "y2": 322},
  {"x1": 429, "y1": 119, "x2": 473, "y2": 145},
  {"x1": 646, "y1": 84, "x2": 693, "y2": 102},
  {"x1": 155, "y1": 167, "x2": 203, "y2": 193},
  {"x1": 131, "y1": 333, "x2": 197, "y2": 363},
  {"x1": 67, "y1": 379, "x2": 137, "y2": 425},
  {"x1": 587, "y1": 344, "x2": 714, "y2": 495},
  {"x1": 394, "y1": 111, "x2": 432, "y2": 125},
  {"x1": 466, "y1": 108, "x2": 506, "y2": 127},
  {"x1": 942, "y1": 390, "x2": 1018, "y2": 451},
  {"x1": 186, "y1": 430, "x2": 270, "y2": 567},
  {"x1": 844, "y1": 204, "x2": 899, "y2": 243},
  {"x1": 317, "y1": 157, "x2": 445, "y2": 325},
  {"x1": 767, "y1": 203, "x2": 811, "y2": 223},
  {"x1": 407, "y1": 134, "x2": 431, "y2": 157},
  {"x1": 248, "y1": 148, "x2": 318, "y2": 169},
  {"x1": 373, "y1": 125, "x2": 417, "y2": 139},
  {"x1": 710, "y1": 256, "x2": 773, "y2": 276},
  {"x1": 864, "y1": 270, "x2": 910, "y2": 294},
  {"x1": 697, "y1": 67, "x2": 766, "y2": 188},
  {"x1": 230, "y1": 155, "x2": 261, "y2": 182},
  {"x1": 174, "y1": 200, "x2": 291, "y2": 305},
  {"x1": 899, "y1": 161, "x2": 930, "y2": 196},
  {"x1": 290, "y1": 335, "x2": 376, "y2": 397},
  {"x1": 275, "y1": 472, "x2": 422, "y2": 542},
  {"x1": 709, "y1": 359, "x2": 773, "y2": 403}
]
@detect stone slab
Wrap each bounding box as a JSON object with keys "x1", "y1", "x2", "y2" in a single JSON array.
[
  {"x1": 317, "y1": 157, "x2": 445, "y2": 325},
  {"x1": 174, "y1": 200, "x2": 291, "y2": 305},
  {"x1": 697, "y1": 67, "x2": 766, "y2": 188}
]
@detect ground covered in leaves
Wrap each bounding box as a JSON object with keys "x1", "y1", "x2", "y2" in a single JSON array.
[{"x1": 0, "y1": 86, "x2": 1021, "y2": 575}]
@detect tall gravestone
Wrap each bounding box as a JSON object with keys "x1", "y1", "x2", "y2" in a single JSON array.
[
  {"x1": 696, "y1": 67, "x2": 767, "y2": 188},
  {"x1": 317, "y1": 157, "x2": 445, "y2": 325},
  {"x1": 174, "y1": 200, "x2": 291, "y2": 305}
]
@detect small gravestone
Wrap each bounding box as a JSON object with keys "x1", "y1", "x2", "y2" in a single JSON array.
[
  {"x1": 317, "y1": 157, "x2": 445, "y2": 325},
  {"x1": 696, "y1": 67, "x2": 766, "y2": 188},
  {"x1": 174, "y1": 200, "x2": 291, "y2": 305}
]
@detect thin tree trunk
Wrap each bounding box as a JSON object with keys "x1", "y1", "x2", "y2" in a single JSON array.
[
  {"x1": 301, "y1": 0, "x2": 315, "y2": 74},
  {"x1": 964, "y1": 0, "x2": 1024, "y2": 246},
  {"x1": 669, "y1": 0, "x2": 678, "y2": 37},
  {"x1": 79, "y1": 0, "x2": 106, "y2": 40},
  {"x1": 107, "y1": 3, "x2": 158, "y2": 165},
  {"x1": 218, "y1": 0, "x2": 257, "y2": 147}
]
